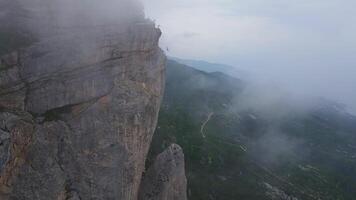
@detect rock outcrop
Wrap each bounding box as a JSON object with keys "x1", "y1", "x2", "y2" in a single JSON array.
[
  {"x1": 139, "y1": 144, "x2": 187, "y2": 200},
  {"x1": 0, "y1": 0, "x2": 186, "y2": 199}
]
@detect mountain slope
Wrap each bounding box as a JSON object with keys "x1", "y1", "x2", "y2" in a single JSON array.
[{"x1": 149, "y1": 60, "x2": 356, "y2": 200}]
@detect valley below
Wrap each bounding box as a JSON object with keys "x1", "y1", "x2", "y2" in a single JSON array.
[{"x1": 149, "y1": 60, "x2": 356, "y2": 200}]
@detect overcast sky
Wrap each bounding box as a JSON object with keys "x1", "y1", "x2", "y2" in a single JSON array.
[{"x1": 142, "y1": 0, "x2": 356, "y2": 113}]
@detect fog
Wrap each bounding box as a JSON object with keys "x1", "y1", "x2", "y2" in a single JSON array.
[
  {"x1": 3, "y1": 0, "x2": 353, "y2": 166},
  {"x1": 142, "y1": 0, "x2": 356, "y2": 114},
  {"x1": 248, "y1": 128, "x2": 305, "y2": 166},
  {"x1": 1, "y1": 1, "x2": 354, "y2": 195},
  {"x1": 5, "y1": 0, "x2": 355, "y2": 114},
  {"x1": 1, "y1": 0, "x2": 145, "y2": 38}
]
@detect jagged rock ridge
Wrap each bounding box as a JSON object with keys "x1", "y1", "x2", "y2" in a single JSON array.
[{"x1": 0, "y1": 0, "x2": 186, "y2": 199}]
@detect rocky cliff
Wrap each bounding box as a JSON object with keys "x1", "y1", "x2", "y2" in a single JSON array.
[
  {"x1": 139, "y1": 144, "x2": 187, "y2": 200},
  {"x1": 0, "y1": 0, "x2": 186, "y2": 199}
]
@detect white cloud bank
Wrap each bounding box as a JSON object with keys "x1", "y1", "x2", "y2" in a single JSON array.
[{"x1": 142, "y1": 0, "x2": 356, "y2": 113}]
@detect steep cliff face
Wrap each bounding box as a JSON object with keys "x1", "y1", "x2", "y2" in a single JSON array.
[
  {"x1": 139, "y1": 144, "x2": 187, "y2": 200},
  {"x1": 0, "y1": 1, "x2": 185, "y2": 199}
]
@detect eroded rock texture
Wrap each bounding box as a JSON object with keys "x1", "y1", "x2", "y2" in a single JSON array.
[
  {"x1": 0, "y1": 0, "x2": 178, "y2": 199},
  {"x1": 139, "y1": 144, "x2": 187, "y2": 200}
]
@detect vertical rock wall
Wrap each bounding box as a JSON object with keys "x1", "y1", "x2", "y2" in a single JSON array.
[{"x1": 0, "y1": 1, "x2": 186, "y2": 199}]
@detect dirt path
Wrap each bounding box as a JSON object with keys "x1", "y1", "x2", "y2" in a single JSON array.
[{"x1": 200, "y1": 112, "x2": 214, "y2": 138}]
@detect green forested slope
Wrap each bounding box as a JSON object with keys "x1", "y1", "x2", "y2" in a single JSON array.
[{"x1": 148, "y1": 60, "x2": 356, "y2": 200}]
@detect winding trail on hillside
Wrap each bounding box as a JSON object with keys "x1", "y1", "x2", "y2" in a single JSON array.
[{"x1": 201, "y1": 112, "x2": 214, "y2": 138}]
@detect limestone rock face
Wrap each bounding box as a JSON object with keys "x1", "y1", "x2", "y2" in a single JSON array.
[
  {"x1": 139, "y1": 144, "x2": 187, "y2": 200},
  {"x1": 0, "y1": 0, "x2": 170, "y2": 199}
]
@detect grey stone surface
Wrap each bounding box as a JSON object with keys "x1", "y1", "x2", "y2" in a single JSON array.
[
  {"x1": 139, "y1": 144, "x2": 188, "y2": 200},
  {"x1": 0, "y1": 1, "x2": 185, "y2": 200}
]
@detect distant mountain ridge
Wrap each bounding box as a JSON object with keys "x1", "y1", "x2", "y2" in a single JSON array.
[{"x1": 170, "y1": 57, "x2": 249, "y2": 79}]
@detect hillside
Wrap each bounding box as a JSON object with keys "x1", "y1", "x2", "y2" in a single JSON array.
[{"x1": 149, "y1": 60, "x2": 356, "y2": 200}]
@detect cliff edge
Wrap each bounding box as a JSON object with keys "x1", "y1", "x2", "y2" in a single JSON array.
[{"x1": 0, "y1": 0, "x2": 186, "y2": 199}]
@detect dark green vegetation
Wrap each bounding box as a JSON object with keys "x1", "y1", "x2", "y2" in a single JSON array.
[{"x1": 149, "y1": 60, "x2": 356, "y2": 200}]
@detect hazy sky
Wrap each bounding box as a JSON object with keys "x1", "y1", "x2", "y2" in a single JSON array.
[{"x1": 142, "y1": 0, "x2": 356, "y2": 113}]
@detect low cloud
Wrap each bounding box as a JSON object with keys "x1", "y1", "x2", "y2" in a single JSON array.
[
  {"x1": 143, "y1": 0, "x2": 356, "y2": 114},
  {"x1": 248, "y1": 128, "x2": 305, "y2": 166},
  {"x1": 182, "y1": 32, "x2": 200, "y2": 38}
]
